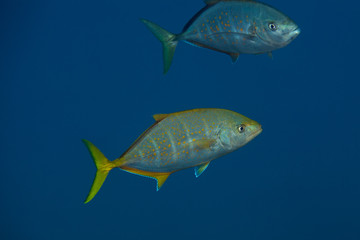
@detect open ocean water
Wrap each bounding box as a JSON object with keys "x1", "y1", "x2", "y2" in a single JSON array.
[{"x1": 1, "y1": 0, "x2": 359, "y2": 239}]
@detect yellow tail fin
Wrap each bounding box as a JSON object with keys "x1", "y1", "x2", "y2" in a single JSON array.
[{"x1": 82, "y1": 139, "x2": 118, "y2": 204}]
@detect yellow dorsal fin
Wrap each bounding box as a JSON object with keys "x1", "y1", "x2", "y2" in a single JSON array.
[
  {"x1": 120, "y1": 166, "x2": 171, "y2": 191},
  {"x1": 153, "y1": 113, "x2": 169, "y2": 121}
]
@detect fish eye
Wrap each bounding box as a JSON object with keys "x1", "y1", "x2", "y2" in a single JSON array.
[
  {"x1": 238, "y1": 124, "x2": 246, "y2": 133},
  {"x1": 268, "y1": 23, "x2": 277, "y2": 31}
]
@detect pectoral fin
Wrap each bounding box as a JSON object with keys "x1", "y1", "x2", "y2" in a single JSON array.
[
  {"x1": 192, "y1": 139, "x2": 217, "y2": 150},
  {"x1": 194, "y1": 162, "x2": 210, "y2": 178},
  {"x1": 120, "y1": 166, "x2": 171, "y2": 191}
]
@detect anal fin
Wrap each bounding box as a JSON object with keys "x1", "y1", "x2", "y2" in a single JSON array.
[
  {"x1": 229, "y1": 53, "x2": 240, "y2": 63},
  {"x1": 195, "y1": 162, "x2": 210, "y2": 178},
  {"x1": 120, "y1": 166, "x2": 171, "y2": 191}
]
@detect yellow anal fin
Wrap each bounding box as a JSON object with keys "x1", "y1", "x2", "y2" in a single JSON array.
[
  {"x1": 120, "y1": 166, "x2": 171, "y2": 191},
  {"x1": 153, "y1": 113, "x2": 169, "y2": 122}
]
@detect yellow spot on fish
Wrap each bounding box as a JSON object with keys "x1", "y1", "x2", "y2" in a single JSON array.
[
  {"x1": 154, "y1": 153, "x2": 156, "y2": 156},
  {"x1": 134, "y1": 155, "x2": 137, "y2": 157},
  {"x1": 177, "y1": 153, "x2": 180, "y2": 155},
  {"x1": 158, "y1": 146, "x2": 161, "y2": 149},
  {"x1": 168, "y1": 144, "x2": 171, "y2": 148},
  {"x1": 240, "y1": 28, "x2": 243, "y2": 32},
  {"x1": 178, "y1": 142, "x2": 181, "y2": 145},
  {"x1": 216, "y1": 25, "x2": 219, "y2": 31},
  {"x1": 193, "y1": 139, "x2": 196, "y2": 142},
  {"x1": 182, "y1": 135, "x2": 185, "y2": 138},
  {"x1": 219, "y1": 16, "x2": 222, "y2": 20}
]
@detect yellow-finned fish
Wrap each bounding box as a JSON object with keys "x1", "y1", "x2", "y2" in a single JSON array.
[{"x1": 83, "y1": 108, "x2": 262, "y2": 203}]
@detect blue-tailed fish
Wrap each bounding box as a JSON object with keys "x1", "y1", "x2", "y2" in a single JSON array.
[
  {"x1": 141, "y1": 0, "x2": 300, "y2": 73},
  {"x1": 83, "y1": 108, "x2": 262, "y2": 203}
]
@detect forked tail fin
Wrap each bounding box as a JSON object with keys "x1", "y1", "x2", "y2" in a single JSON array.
[
  {"x1": 141, "y1": 18, "x2": 178, "y2": 74},
  {"x1": 82, "y1": 139, "x2": 123, "y2": 203}
]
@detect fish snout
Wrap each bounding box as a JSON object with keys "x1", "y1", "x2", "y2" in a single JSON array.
[
  {"x1": 289, "y1": 27, "x2": 301, "y2": 40},
  {"x1": 247, "y1": 121, "x2": 262, "y2": 138}
]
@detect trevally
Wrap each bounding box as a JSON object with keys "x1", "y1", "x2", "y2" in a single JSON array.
[
  {"x1": 83, "y1": 108, "x2": 262, "y2": 203},
  {"x1": 141, "y1": 0, "x2": 300, "y2": 73}
]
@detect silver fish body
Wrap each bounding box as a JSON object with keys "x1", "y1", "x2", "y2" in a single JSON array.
[{"x1": 141, "y1": 0, "x2": 300, "y2": 73}]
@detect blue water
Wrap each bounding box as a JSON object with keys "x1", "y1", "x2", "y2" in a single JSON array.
[{"x1": 1, "y1": 0, "x2": 359, "y2": 239}]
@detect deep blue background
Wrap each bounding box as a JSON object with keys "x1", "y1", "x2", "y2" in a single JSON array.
[{"x1": 1, "y1": 0, "x2": 359, "y2": 239}]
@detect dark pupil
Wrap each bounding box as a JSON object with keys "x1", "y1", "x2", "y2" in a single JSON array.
[
  {"x1": 270, "y1": 24, "x2": 276, "y2": 30},
  {"x1": 240, "y1": 127, "x2": 243, "y2": 131}
]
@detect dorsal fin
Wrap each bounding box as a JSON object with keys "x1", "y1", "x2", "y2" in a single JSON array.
[
  {"x1": 204, "y1": 0, "x2": 253, "y2": 5},
  {"x1": 153, "y1": 113, "x2": 169, "y2": 122}
]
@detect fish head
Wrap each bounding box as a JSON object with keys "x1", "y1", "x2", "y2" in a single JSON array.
[
  {"x1": 218, "y1": 113, "x2": 262, "y2": 151},
  {"x1": 255, "y1": 5, "x2": 300, "y2": 49}
]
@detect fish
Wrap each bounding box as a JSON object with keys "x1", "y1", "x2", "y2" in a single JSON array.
[
  {"x1": 83, "y1": 108, "x2": 262, "y2": 203},
  {"x1": 141, "y1": 0, "x2": 301, "y2": 73}
]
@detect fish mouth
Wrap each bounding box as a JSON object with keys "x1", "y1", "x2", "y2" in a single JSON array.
[
  {"x1": 247, "y1": 125, "x2": 263, "y2": 141},
  {"x1": 289, "y1": 28, "x2": 301, "y2": 40}
]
